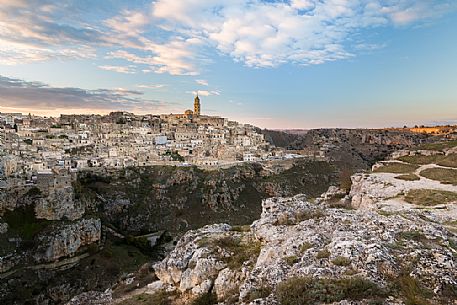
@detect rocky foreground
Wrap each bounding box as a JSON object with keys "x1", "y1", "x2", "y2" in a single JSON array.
[{"x1": 73, "y1": 193, "x2": 457, "y2": 304}]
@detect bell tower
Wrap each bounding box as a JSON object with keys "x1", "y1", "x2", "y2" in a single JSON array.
[{"x1": 194, "y1": 93, "x2": 201, "y2": 116}]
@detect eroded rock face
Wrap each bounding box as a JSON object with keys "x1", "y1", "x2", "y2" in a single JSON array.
[
  {"x1": 149, "y1": 194, "x2": 457, "y2": 305},
  {"x1": 35, "y1": 187, "x2": 85, "y2": 221},
  {"x1": 34, "y1": 218, "x2": 101, "y2": 263}
]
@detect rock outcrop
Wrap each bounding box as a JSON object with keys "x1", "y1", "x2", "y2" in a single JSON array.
[
  {"x1": 145, "y1": 194, "x2": 457, "y2": 304},
  {"x1": 34, "y1": 218, "x2": 101, "y2": 263}
]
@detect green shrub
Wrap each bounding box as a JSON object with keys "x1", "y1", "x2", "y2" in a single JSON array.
[
  {"x1": 394, "y1": 273, "x2": 432, "y2": 305},
  {"x1": 275, "y1": 210, "x2": 325, "y2": 225},
  {"x1": 25, "y1": 187, "x2": 42, "y2": 197},
  {"x1": 199, "y1": 235, "x2": 261, "y2": 270},
  {"x1": 332, "y1": 256, "x2": 351, "y2": 266},
  {"x1": 397, "y1": 231, "x2": 428, "y2": 243},
  {"x1": 246, "y1": 283, "x2": 272, "y2": 302},
  {"x1": 191, "y1": 292, "x2": 217, "y2": 305},
  {"x1": 299, "y1": 242, "x2": 313, "y2": 253},
  {"x1": 123, "y1": 291, "x2": 173, "y2": 305},
  {"x1": 284, "y1": 255, "x2": 299, "y2": 266},
  {"x1": 276, "y1": 276, "x2": 385, "y2": 305},
  {"x1": 230, "y1": 225, "x2": 251, "y2": 232}
]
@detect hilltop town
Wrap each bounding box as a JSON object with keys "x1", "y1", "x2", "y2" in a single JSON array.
[{"x1": 0, "y1": 96, "x2": 294, "y2": 189}]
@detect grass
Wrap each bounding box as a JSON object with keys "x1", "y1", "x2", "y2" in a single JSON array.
[
  {"x1": 395, "y1": 173, "x2": 420, "y2": 181},
  {"x1": 420, "y1": 168, "x2": 457, "y2": 185},
  {"x1": 437, "y1": 153, "x2": 457, "y2": 168},
  {"x1": 332, "y1": 256, "x2": 351, "y2": 266},
  {"x1": 122, "y1": 291, "x2": 174, "y2": 305},
  {"x1": 199, "y1": 235, "x2": 261, "y2": 270},
  {"x1": 276, "y1": 276, "x2": 385, "y2": 305},
  {"x1": 398, "y1": 154, "x2": 457, "y2": 168},
  {"x1": 398, "y1": 155, "x2": 443, "y2": 165},
  {"x1": 404, "y1": 189, "x2": 457, "y2": 206},
  {"x1": 373, "y1": 163, "x2": 419, "y2": 174}
]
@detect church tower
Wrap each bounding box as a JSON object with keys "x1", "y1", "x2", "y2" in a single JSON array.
[{"x1": 194, "y1": 93, "x2": 201, "y2": 116}]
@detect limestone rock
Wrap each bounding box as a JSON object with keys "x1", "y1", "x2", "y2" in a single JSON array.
[
  {"x1": 150, "y1": 194, "x2": 457, "y2": 304},
  {"x1": 34, "y1": 218, "x2": 101, "y2": 263}
]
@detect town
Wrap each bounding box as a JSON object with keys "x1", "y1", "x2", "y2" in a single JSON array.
[{"x1": 0, "y1": 95, "x2": 295, "y2": 189}]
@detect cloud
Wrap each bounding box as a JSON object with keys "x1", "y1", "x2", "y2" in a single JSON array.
[
  {"x1": 187, "y1": 90, "x2": 220, "y2": 96},
  {"x1": 150, "y1": 0, "x2": 456, "y2": 68},
  {"x1": 136, "y1": 84, "x2": 166, "y2": 89},
  {"x1": 106, "y1": 36, "x2": 202, "y2": 76},
  {"x1": 196, "y1": 79, "x2": 209, "y2": 86},
  {"x1": 0, "y1": 0, "x2": 455, "y2": 74},
  {"x1": 0, "y1": 1, "x2": 106, "y2": 65},
  {"x1": 0, "y1": 75, "x2": 167, "y2": 113},
  {"x1": 104, "y1": 9, "x2": 149, "y2": 36},
  {"x1": 98, "y1": 65, "x2": 136, "y2": 74}
]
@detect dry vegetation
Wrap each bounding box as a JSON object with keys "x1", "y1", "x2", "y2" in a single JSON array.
[
  {"x1": 395, "y1": 173, "x2": 420, "y2": 181},
  {"x1": 398, "y1": 154, "x2": 457, "y2": 168},
  {"x1": 373, "y1": 163, "x2": 419, "y2": 174},
  {"x1": 420, "y1": 168, "x2": 457, "y2": 185},
  {"x1": 404, "y1": 189, "x2": 457, "y2": 206},
  {"x1": 276, "y1": 276, "x2": 385, "y2": 305}
]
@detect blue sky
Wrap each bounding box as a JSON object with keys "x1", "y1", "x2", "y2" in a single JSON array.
[{"x1": 0, "y1": 0, "x2": 456, "y2": 128}]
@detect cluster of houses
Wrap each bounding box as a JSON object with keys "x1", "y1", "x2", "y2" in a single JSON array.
[{"x1": 0, "y1": 107, "x2": 293, "y2": 189}]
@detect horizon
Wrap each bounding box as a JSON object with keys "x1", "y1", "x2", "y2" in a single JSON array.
[
  {"x1": 1, "y1": 1, "x2": 456, "y2": 129},
  {"x1": 3, "y1": 109, "x2": 456, "y2": 131}
]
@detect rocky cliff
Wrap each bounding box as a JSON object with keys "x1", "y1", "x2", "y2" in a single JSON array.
[{"x1": 0, "y1": 158, "x2": 341, "y2": 304}]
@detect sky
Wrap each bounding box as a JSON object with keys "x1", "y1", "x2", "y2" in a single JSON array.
[{"x1": 0, "y1": 0, "x2": 456, "y2": 129}]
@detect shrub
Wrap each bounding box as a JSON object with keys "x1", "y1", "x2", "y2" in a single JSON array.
[
  {"x1": 275, "y1": 210, "x2": 325, "y2": 225},
  {"x1": 394, "y1": 273, "x2": 432, "y2": 305},
  {"x1": 339, "y1": 168, "x2": 353, "y2": 192},
  {"x1": 284, "y1": 255, "x2": 299, "y2": 266},
  {"x1": 246, "y1": 283, "x2": 272, "y2": 302},
  {"x1": 230, "y1": 225, "x2": 251, "y2": 232},
  {"x1": 123, "y1": 291, "x2": 173, "y2": 305},
  {"x1": 316, "y1": 249, "x2": 330, "y2": 259},
  {"x1": 332, "y1": 256, "x2": 351, "y2": 266},
  {"x1": 299, "y1": 242, "x2": 313, "y2": 253},
  {"x1": 397, "y1": 231, "x2": 428, "y2": 244},
  {"x1": 199, "y1": 235, "x2": 261, "y2": 270},
  {"x1": 276, "y1": 276, "x2": 385, "y2": 305},
  {"x1": 191, "y1": 292, "x2": 217, "y2": 305}
]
